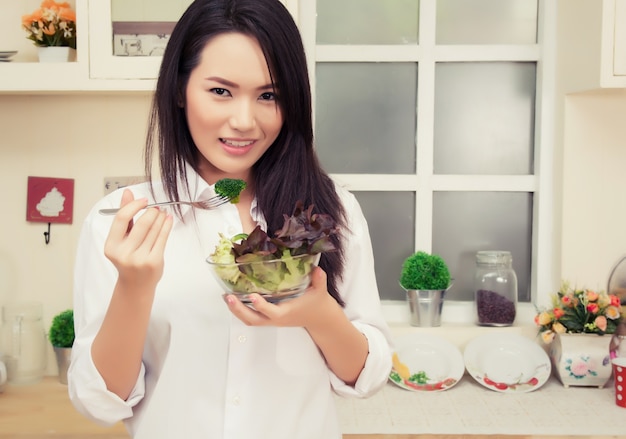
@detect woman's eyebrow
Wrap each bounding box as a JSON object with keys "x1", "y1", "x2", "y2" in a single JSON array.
[{"x1": 205, "y1": 76, "x2": 276, "y2": 91}]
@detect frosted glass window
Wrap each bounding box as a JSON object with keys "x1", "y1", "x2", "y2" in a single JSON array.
[
  {"x1": 353, "y1": 192, "x2": 416, "y2": 302},
  {"x1": 432, "y1": 191, "x2": 532, "y2": 302},
  {"x1": 436, "y1": 0, "x2": 538, "y2": 44},
  {"x1": 316, "y1": 0, "x2": 419, "y2": 44},
  {"x1": 434, "y1": 62, "x2": 535, "y2": 175},
  {"x1": 315, "y1": 63, "x2": 417, "y2": 174}
]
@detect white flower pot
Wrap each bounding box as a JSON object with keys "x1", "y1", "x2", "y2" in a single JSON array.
[
  {"x1": 37, "y1": 47, "x2": 75, "y2": 63},
  {"x1": 549, "y1": 332, "x2": 613, "y2": 388}
]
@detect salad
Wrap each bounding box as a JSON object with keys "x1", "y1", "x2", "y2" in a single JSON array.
[{"x1": 208, "y1": 201, "x2": 338, "y2": 296}]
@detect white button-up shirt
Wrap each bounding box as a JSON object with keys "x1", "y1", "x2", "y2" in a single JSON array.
[{"x1": 68, "y1": 170, "x2": 393, "y2": 439}]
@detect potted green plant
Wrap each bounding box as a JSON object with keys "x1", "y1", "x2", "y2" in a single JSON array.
[
  {"x1": 48, "y1": 309, "x2": 74, "y2": 385},
  {"x1": 400, "y1": 251, "x2": 452, "y2": 327}
]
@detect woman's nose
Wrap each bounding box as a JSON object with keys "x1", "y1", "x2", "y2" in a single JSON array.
[{"x1": 229, "y1": 100, "x2": 255, "y2": 132}]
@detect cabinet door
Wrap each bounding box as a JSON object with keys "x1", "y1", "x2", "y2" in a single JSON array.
[
  {"x1": 613, "y1": 0, "x2": 626, "y2": 75},
  {"x1": 88, "y1": 0, "x2": 299, "y2": 81}
]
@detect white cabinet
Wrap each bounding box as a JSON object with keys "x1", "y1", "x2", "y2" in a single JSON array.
[
  {"x1": 603, "y1": 0, "x2": 626, "y2": 85},
  {"x1": 0, "y1": 0, "x2": 299, "y2": 93},
  {"x1": 559, "y1": 0, "x2": 626, "y2": 92}
]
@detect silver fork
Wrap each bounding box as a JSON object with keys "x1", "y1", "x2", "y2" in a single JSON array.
[{"x1": 98, "y1": 195, "x2": 231, "y2": 215}]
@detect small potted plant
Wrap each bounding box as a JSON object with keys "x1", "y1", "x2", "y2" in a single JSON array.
[
  {"x1": 22, "y1": 0, "x2": 77, "y2": 62},
  {"x1": 399, "y1": 251, "x2": 452, "y2": 327},
  {"x1": 534, "y1": 281, "x2": 623, "y2": 388},
  {"x1": 49, "y1": 309, "x2": 74, "y2": 384}
]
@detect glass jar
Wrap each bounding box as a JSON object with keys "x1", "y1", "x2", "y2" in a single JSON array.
[
  {"x1": 474, "y1": 251, "x2": 518, "y2": 326},
  {"x1": 1, "y1": 302, "x2": 47, "y2": 384}
]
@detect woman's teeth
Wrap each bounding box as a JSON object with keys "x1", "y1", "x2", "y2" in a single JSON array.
[{"x1": 222, "y1": 139, "x2": 253, "y2": 147}]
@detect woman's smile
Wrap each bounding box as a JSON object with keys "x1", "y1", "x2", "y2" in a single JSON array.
[{"x1": 220, "y1": 138, "x2": 256, "y2": 155}]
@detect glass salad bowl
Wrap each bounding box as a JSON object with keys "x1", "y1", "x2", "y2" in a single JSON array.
[{"x1": 206, "y1": 253, "x2": 321, "y2": 303}]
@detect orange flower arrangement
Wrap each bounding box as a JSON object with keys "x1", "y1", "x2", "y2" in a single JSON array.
[
  {"x1": 535, "y1": 281, "x2": 623, "y2": 344},
  {"x1": 22, "y1": 1, "x2": 76, "y2": 49}
]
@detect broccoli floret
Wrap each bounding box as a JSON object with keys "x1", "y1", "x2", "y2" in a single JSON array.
[{"x1": 214, "y1": 178, "x2": 247, "y2": 203}]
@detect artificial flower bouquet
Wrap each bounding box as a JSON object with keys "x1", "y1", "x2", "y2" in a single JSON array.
[
  {"x1": 535, "y1": 281, "x2": 623, "y2": 344},
  {"x1": 22, "y1": 0, "x2": 77, "y2": 49}
]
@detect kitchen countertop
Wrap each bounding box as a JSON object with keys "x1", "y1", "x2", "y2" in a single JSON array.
[
  {"x1": 338, "y1": 377, "x2": 626, "y2": 436},
  {"x1": 1, "y1": 376, "x2": 625, "y2": 438}
]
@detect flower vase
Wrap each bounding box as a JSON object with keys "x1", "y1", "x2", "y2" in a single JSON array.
[
  {"x1": 549, "y1": 332, "x2": 613, "y2": 388},
  {"x1": 37, "y1": 47, "x2": 75, "y2": 63}
]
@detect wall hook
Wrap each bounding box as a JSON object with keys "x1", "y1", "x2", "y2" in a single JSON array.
[{"x1": 44, "y1": 222, "x2": 51, "y2": 245}]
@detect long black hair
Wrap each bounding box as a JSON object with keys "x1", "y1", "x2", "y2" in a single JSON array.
[{"x1": 145, "y1": 0, "x2": 347, "y2": 305}]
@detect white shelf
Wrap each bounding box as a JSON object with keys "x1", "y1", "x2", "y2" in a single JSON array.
[
  {"x1": 0, "y1": 0, "x2": 303, "y2": 93},
  {"x1": 3, "y1": 0, "x2": 624, "y2": 93}
]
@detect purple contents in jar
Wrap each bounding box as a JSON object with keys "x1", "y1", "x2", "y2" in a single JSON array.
[{"x1": 476, "y1": 289, "x2": 516, "y2": 325}]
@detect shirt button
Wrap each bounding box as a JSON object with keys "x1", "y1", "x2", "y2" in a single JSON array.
[
  {"x1": 232, "y1": 396, "x2": 240, "y2": 405},
  {"x1": 238, "y1": 335, "x2": 247, "y2": 343}
]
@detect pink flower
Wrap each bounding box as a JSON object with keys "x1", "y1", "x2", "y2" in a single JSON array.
[
  {"x1": 610, "y1": 295, "x2": 621, "y2": 307},
  {"x1": 595, "y1": 315, "x2": 607, "y2": 331},
  {"x1": 587, "y1": 303, "x2": 599, "y2": 314},
  {"x1": 570, "y1": 361, "x2": 590, "y2": 377},
  {"x1": 553, "y1": 307, "x2": 565, "y2": 319},
  {"x1": 586, "y1": 290, "x2": 599, "y2": 302}
]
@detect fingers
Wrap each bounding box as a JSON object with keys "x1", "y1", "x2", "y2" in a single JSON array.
[
  {"x1": 225, "y1": 267, "x2": 331, "y2": 327},
  {"x1": 225, "y1": 294, "x2": 271, "y2": 326},
  {"x1": 120, "y1": 189, "x2": 137, "y2": 233},
  {"x1": 309, "y1": 266, "x2": 327, "y2": 291},
  {"x1": 108, "y1": 190, "x2": 148, "y2": 239},
  {"x1": 120, "y1": 188, "x2": 135, "y2": 207},
  {"x1": 104, "y1": 189, "x2": 173, "y2": 269},
  {"x1": 127, "y1": 208, "x2": 168, "y2": 253}
]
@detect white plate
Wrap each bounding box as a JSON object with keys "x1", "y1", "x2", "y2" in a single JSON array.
[
  {"x1": 389, "y1": 333, "x2": 464, "y2": 392},
  {"x1": 464, "y1": 333, "x2": 551, "y2": 393}
]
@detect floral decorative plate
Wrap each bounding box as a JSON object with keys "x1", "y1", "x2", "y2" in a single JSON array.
[
  {"x1": 389, "y1": 333, "x2": 464, "y2": 392},
  {"x1": 464, "y1": 333, "x2": 551, "y2": 393}
]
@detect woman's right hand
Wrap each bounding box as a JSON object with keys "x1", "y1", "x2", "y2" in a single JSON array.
[
  {"x1": 94, "y1": 189, "x2": 173, "y2": 399},
  {"x1": 103, "y1": 189, "x2": 173, "y2": 291}
]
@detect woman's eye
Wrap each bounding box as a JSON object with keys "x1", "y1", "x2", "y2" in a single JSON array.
[
  {"x1": 210, "y1": 88, "x2": 231, "y2": 97},
  {"x1": 260, "y1": 92, "x2": 277, "y2": 101}
]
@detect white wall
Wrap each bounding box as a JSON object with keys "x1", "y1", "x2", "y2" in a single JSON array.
[
  {"x1": 561, "y1": 89, "x2": 626, "y2": 288},
  {"x1": 0, "y1": 94, "x2": 151, "y2": 374}
]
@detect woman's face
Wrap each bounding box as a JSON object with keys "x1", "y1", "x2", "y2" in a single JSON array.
[{"x1": 185, "y1": 32, "x2": 284, "y2": 184}]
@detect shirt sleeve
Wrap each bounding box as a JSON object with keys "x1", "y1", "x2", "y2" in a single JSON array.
[
  {"x1": 67, "y1": 194, "x2": 146, "y2": 426},
  {"x1": 329, "y1": 188, "x2": 394, "y2": 398}
]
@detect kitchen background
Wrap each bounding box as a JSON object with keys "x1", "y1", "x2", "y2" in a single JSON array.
[{"x1": 0, "y1": 0, "x2": 625, "y2": 376}]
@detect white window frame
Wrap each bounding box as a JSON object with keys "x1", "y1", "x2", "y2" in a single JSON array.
[{"x1": 297, "y1": 0, "x2": 556, "y2": 324}]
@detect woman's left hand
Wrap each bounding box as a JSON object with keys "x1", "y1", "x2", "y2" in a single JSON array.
[
  {"x1": 224, "y1": 266, "x2": 338, "y2": 330},
  {"x1": 225, "y1": 265, "x2": 369, "y2": 385}
]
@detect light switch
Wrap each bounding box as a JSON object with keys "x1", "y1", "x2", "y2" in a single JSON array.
[{"x1": 103, "y1": 176, "x2": 146, "y2": 195}]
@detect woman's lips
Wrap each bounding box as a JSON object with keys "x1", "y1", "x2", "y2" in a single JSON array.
[{"x1": 221, "y1": 138, "x2": 255, "y2": 155}]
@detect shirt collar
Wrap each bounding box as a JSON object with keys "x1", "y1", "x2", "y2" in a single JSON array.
[{"x1": 174, "y1": 163, "x2": 217, "y2": 216}]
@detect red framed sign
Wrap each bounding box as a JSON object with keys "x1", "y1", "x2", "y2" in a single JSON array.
[{"x1": 26, "y1": 176, "x2": 74, "y2": 224}]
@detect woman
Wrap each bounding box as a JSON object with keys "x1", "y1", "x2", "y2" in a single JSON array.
[{"x1": 68, "y1": 1, "x2": 392, "y2": 438}]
